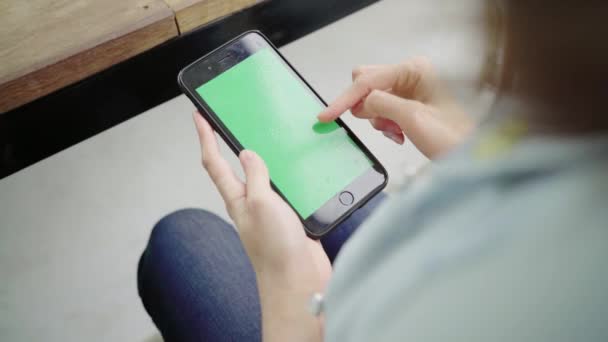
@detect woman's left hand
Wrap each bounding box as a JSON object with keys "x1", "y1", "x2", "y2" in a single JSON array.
[{"x1": 193, "y1": 112, "x2": 329, "y2": 342}]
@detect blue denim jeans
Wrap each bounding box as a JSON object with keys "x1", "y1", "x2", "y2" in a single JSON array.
[{"x1": 138, "y1": 193, "x2": 386, "y2": 342}]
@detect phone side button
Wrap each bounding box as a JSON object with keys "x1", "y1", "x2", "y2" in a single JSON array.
[{"x1": 339, "y1": 191, "x2": 355, "y2": 206}]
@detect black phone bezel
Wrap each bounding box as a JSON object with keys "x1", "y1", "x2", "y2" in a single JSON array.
[{"x1": 178, "y1": 30, "x2": 388, "y2": 239}]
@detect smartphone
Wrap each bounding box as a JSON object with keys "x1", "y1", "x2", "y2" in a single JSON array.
[{"x1": 178, "y1": 31, "x2": 387, "y2": 238}]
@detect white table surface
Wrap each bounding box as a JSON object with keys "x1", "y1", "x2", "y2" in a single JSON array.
[{"x1": 0, "y1": 0, "x2": 486, "y2": 340}]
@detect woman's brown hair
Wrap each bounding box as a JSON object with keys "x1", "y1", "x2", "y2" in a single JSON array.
[{"x1": 483, "y1": 0, "x2": 608, "y2": 133}]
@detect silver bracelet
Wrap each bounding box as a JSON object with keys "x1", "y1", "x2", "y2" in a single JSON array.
[{"x1": 308, "y1": 292, "x2": 325, "y2": 317}]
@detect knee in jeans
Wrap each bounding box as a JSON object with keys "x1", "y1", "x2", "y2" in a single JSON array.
[
  {"x1": 149, "y1": 209, "x2": 226, "y2": 248},
  {"x1": 139, "y1": 209, "x2": 230, "y2": 291}
]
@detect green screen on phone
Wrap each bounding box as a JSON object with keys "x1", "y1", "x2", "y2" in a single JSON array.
[{"x1": 196, "y1": 48, "x2": 372, "y2": 218}]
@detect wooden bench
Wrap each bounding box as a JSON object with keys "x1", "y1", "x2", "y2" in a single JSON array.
[{"x1": 0, "y1": 0, "x2": 258, "y2": 113}]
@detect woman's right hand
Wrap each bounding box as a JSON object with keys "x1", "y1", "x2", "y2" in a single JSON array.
[{"x1": 318, "y1": 57, "x2": 473, "y2": 159}]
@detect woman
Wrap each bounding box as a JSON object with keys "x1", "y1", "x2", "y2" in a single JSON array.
[{"x1": 138, "y1": 1, "x2": 608, "y2": 341}]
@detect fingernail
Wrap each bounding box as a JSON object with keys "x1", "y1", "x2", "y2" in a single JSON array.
[
  {"x1": 383, "y1": 131, "x2": 405, "y2": 145},
  {"x1": 240, "y1": 150, "x2": 253, "y2": 161}
]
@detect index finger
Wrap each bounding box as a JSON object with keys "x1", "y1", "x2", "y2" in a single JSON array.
[
  {"x1": 193, "y1": 112, "x2": 245, "y2": 204},
  {"x1": 317, "y1": 64, "x2": 401, "y2": 122}
]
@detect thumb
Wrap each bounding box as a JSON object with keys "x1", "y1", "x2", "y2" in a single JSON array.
[
  {"x1": 239, "y1": 150, "x2": 271, "y2": 197},
  {"x1": 364, "y1": 90, "x2": 461, "y2": 159}
]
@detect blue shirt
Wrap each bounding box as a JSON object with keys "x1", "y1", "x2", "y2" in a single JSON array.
[{"x1": 325, "y1": 113, "x2": 608, "y2": 341}]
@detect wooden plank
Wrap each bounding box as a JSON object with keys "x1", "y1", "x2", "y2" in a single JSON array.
[
  {"x1": 164, "y1": 0, "x2": 259, "y2": 33},
  {"x1": 0, "y1": 0, "x2": 179, "y2": 113}
]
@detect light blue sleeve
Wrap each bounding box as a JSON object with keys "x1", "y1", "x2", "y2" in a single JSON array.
[{"x1": 325, "y1": 130, "x2": 608, "y2": 342}]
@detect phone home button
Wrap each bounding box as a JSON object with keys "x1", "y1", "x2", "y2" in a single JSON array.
[{"x1": 339, "y1": 191, "x2": 355, "y2": 206}]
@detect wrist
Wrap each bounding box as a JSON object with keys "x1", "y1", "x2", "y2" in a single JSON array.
[{"x1": 257, "y1": 276, "x2": 323, "y2": 342}]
